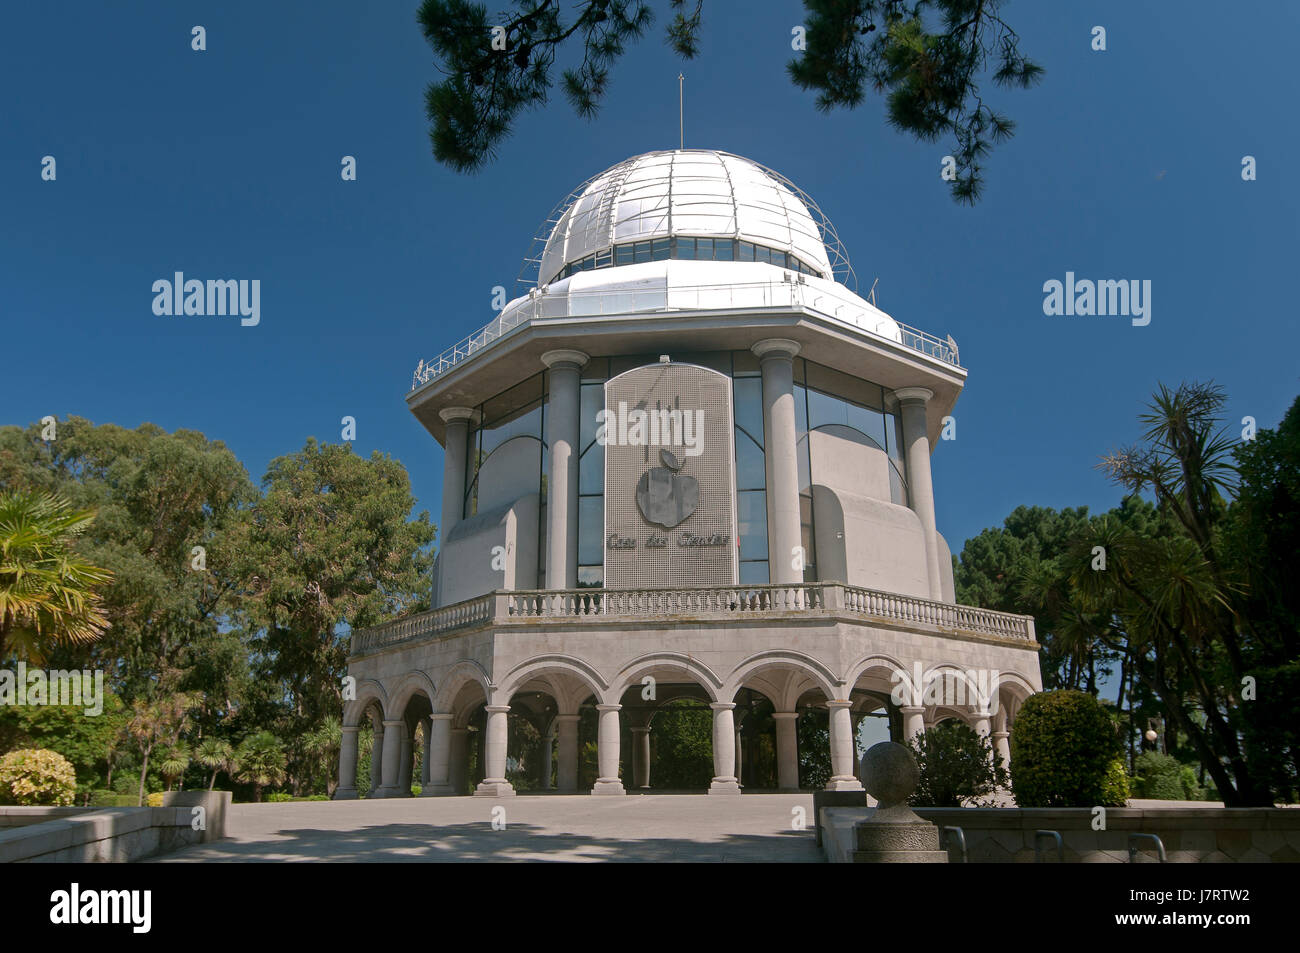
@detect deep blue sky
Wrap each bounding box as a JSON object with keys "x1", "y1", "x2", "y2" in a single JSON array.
[{"x1": 3, "y1": 1, "x2": 1296, "y2": 553}]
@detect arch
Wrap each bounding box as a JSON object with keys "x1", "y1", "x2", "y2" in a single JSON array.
[
  {"x1": 842, "y1": 653, "x2": 910, "y2": 696},
  {"x1": 724, "y1": 650, "x2": 839, "y2": 704},
  {"x1": 498, "y1": 654, "x2": 608, "y2": 705},
  {"x1": 431, "y1": 659, "x2": 493, "y2": 713},
  {"x1": 342, "y1": 679, "x2": 388, "y2": 728},
  {"x1": 386, "y1": 671, "x2": 438, "y2": 720},
  {"x1": 607, "y1": 652, "x2": 724, "y2": 705}
]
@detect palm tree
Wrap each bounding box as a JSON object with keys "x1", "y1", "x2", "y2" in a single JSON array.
[
  {"x1": 158, "y1": 744, "x2": 191, "y2": 791},
  {"x1": 234, "y1": 732, "x2": 287, "y2": 802},
  {"x1": 0, "y1": 489, "x2": 113, "y2": 662},
  {"x1": 196, "y1": 738, "x2": 235, "y2": 791}
]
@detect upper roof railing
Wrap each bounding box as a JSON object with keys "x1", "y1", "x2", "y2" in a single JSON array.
[{"x1": 411, "y1": 277, "x2": 960, "y2": 391}]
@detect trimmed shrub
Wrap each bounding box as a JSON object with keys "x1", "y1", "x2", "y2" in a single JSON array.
[
  {"x1": 908, "y1": 721, "x2": 1008, "y2": 807},
  {"x1": 266, "y1": 792, "x2": 293, "y2": 803},
  {"x1": 1010, "y1": 690, "x2": 1126, "y2": 807},
  {"x1": 145, "y1": 791, "x2": 164, "y2": 807},
  {"x1": 1101, "y1": 757, "x2": 1131, "y2": 806},
  {"x1": 0, "y1": 748, "x2": 77, "y2": 806},
  {"x1": 1132, "y1": 751, "x2": 1201, "y2": 800}
]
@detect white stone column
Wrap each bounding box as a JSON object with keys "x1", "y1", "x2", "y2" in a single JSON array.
[
  {"x1": 448, "y1": 728, "x2": 468, "y2": 794},
  {"x1": 422, "y1": 714, "x2": 454, "y2": 795},
  {"x1": 900, "y1": 706, "x2": 926, "y2": 745},
  {"x1": 543, "y1": 349, "x2": 588, "y2": 590},
  {"x1": 753, "y1": 339, "x2": 803, "y2": 585},
  {"x1": 420, "y1": 718, "x2": 432, "y2": 786},
  {"x1": 538, "y1": 728, "x2": 553, "y2": 790},
  {"x1": 378, "y1": 719, "x2": 404, "y2": 797},
  {"x1": 556, "y1": 714, "x2": 580, "y2": 792},
  {"x1": 825, "y1": 701, "x2": 864, "y2": 791},
  {"x1": 474, "y1": 705, "x2": 516, "y2": 796},
  {"x1": 369, "y1": 724, "x2": 384, "y2": 795},
  {"x1": 708, "y1": 703, "x2": 741, "y2": 794},
  {"x1": 335, "y1": 726, "x2": 360, "y2": 799},
  {"x1": 630, "y1": 726, "x2": 651, "y2": 789},
  {"x1": 992, "y1": 706, "x2": 1011, "y2": 769},
  {"x1": 894, "y1": 387, "x2": 944, "y2": 601},
  {"x1": 592, "y1": 704, "x2": 625, "y2": 795},
  {"x1": 439, "y1": 407, "x2": 476, "y2": 541},
  {"x1": 398, "y1": 725, "x2": 414, "y2": 796},
  {"x1": 773, "y1": 712, "x2": 800, "y2": 791}
]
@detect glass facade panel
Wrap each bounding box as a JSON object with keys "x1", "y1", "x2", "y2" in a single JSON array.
[
  {"x1": 615, "y1": 244, "x2": 634, "y2": 266},
  {"x1": 652, "y1": 237, "x2": 671, "y2": 260},
  {"x1": 733, "y1": 376, "x2": 764, "y2": 448},
  {"x1": 676, "y1": 237, "x2": 696, "y2": 259},
  {"x1": 800, "y1": 493, "x2": 817, "y2": 582},
  {"x1": 577, "y1": 565, "x2": 603, "y2": 589},
  {"x1": 714, "y1": 239, "x2": 734, "y2": 261},
  {"x1": 737, "y1": 489, "x2": 768, "y2": 561},
  {"x1": 580, "y1": 439, "x2": 604, "y2": 495},
  {"x1": 633, "y1": 241, "x2": 651, "y2": 263},
  {"x1": 735, "y1": 430, "x2": 765, "y2": 491},
  {"x1": 738, "y1": 241, "x2": 755, "y2": 261},
  {"x1": 754, "y1": 245, "x2": 771, "y2": 264},
  {"x1": 578, "y1": 496, "x2": 604, "y2": 566},
  {"x1": 696, "y1": 237, "x2": 714, "y2": 259},
  {"x1": 740, "y1": 560, "x2": 769, "y2": 585}
]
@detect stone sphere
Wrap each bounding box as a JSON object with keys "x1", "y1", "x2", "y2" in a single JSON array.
[{"x1": 861, "y1": 742, "x2": 920, "y2": 807}]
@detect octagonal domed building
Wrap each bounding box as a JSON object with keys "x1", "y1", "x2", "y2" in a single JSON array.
[{"x1": 339, "y1": 149, "x2": 1042, "y2": 799}]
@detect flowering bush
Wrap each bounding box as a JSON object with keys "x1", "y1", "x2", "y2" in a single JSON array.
[{"x1": 0, "y1": 748, "x2": 77, "y2": 806}]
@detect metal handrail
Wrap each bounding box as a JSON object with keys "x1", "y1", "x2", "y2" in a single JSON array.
[
  {"x1": 940, "y1": 826, "x2": 968, "y2": 863},
  {"x1": 1034, "y1": 829, "x2": 1064, "y2": 863},
  {"x1": 411, "y1": 278, "x2": 960, "y2": 389},
  {"x1": 1128, "y1": 833, "x2": 1167, "y2": 863}
]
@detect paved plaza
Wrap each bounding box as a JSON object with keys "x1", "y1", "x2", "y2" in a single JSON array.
[{"x1": 155, "y1": 794, "x2": 825, "y2": 863}]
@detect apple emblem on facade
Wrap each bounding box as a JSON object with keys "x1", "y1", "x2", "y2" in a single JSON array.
[{"x1": 636, "y1": 449, "x2": 699, "y2": 528}]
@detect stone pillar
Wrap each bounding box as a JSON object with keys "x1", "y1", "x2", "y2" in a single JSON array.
[
  {"x1": 992, "y1": 707, "x2": 1011, "y2": 770},
  {"x1": 592, "y1": 704, "x2": 625, "y2": 795},
  {"x1": 474, "y1": 705, "x2": 516, "y2": 796},
  {"x1": 422, "y1": 714, "x2": 454, "y2": 795},
  {"x1": 448, "y1": 728, "x2": 469, "y2": 794},
  {"x1": 369, "y1": 724, "x2": 384, "y2": 795},
  {"x1": 539, "y1": 730, "x2": 554, "y2": 789},
  {"x1": 900, "y1": 706, "x2": 926, "y2": 745},
  {"x1": 378, "y1": 720, "x2": 404, "y2": 797},
  {"x1": 894, "y1": 387, "x2": 943, "y2": 601},
  {"x1": 630, "y1": 726, "x2": 651, "y2": 789},
  {"x1": 972, "y1": 711, "x2": 992, "y2": 739},
  {"x1": 398, "y1": 725, "x2": 414, "y2": 796},
  {"x1": 335, "y1": 726, "x2": 360, "y2": 799},
  {"x1": 753, "y1": 339, "x2": 803, "y2": 584},
  {"x1": 708, "y1": 703, "x2": 741, "y2": 794},
  {"x1": 773, "y1": 712, "x2": 800, "y2": 791},
  {"x1": 825, "y1": 701, "x2": 864, "y2": 791},
  {"x1": 542, "y1": 349, "x2": 588, "y2": 590},
  {"x1": 420, "y1": 718, "x2": 432, "y2": 786},
  {"x1": 439, "y1": 407, "x2": 476, "y2": 541},
  {"x1": 735, "y1": 724, "x2": 745, "y2": 788},
  {"x1": 556, "y1": 714, "x2": 581, "y2": 793}
]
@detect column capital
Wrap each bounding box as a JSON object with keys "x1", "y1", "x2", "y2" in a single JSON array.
[
  {"x1": 991, "y1": 730, "x2": 1010, "y2": 740},
  {"x1": 709, "y1": 702, "x2": 736, "y2": 712},
  {"x1": 341, "y1": 724, "x2": 360, "y2": 734},
  {"x1": 891, "y1": 386, "x2": 934, "y2": 405},
  {"x1": 541, "y1": 348, "x2": 590, "y2": 369},
  {"x1": 430, "y1": 713, "x2": 456, "y2": 722},
  {"x1": 554, "y1": 713, "x2": 582, "y2": 724},
  {"x1": 899, "y1": 705, "x2": 926, "y2": 715},
  {"x1": 628, "y1": 726, "x2": 651, "y2": 735},
  {"x1": 595, "y1": 703, "x2": 622, "y2": 713},
  {"x1": 771, "y1": 711, "x2": 799, "y2": 722},
  {"x1": 824, "y1": 699, "x2": 854, "y2": 711},
  {"x1": 438, "y1": 406, "x2": 479, "y2": 424},
  {"x1": 751, "y1": 338, "x2": 801, "y2": 361},
  {"x1": 381, "y1": 719, "x2": 405, "y2": 728},
  {"x1": 484, "y1": 704, "x2": 511, "y2": 714}
]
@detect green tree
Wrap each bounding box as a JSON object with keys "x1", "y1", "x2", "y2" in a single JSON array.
[
  {"x1": 1010, "y1": 690, "x2": 1126, "y2": 808},
  {"x1": 234, "y1": 731, "x2": 288, "y2": 802},
  {"x1": 195, "y1": 737, "x2": 235, "y2": 791},
  {"x1": 908, "y1": 720, "x2": 1007, "y2": 806},
  {"x1": 417, "y1": 0, "x2": 1041, "y2": 202},
  {"x1": 0, "y1": 490, "x2": 112, "y2": 663},
  {"x1": 126, "y1": 688, "x2": 196, "y2": 806},
  {"x1": 234, "y1": 439, "x2": 434, "y2": 792}
]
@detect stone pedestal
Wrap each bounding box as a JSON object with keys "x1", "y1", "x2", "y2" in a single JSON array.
[{"x1": 850, "y1": 742, "x2": 948, "y2": 863}]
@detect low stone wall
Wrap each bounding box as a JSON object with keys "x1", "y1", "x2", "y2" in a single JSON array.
[
  {"x1": 0, "y1": 791, "x2": 230, "y2": 863},
  {"x1": 821, "y1": 806, "x2": 1300, "y2": 863}
]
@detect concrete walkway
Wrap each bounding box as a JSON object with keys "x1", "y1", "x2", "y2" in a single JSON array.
[{"x1": 153, "y1": 794, "x2": 824, "y2": 863}]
